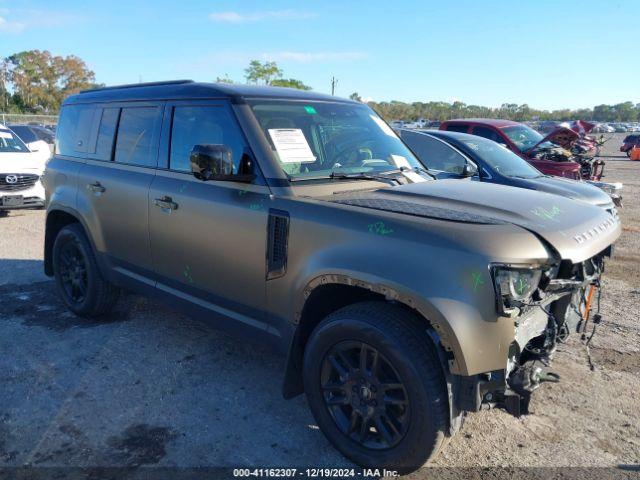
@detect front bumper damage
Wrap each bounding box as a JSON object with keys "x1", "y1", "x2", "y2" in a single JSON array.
[{"x1": 452, "y1": 247, "x2": 611, "y2": 419}]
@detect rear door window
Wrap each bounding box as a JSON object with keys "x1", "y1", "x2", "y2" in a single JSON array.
[
  {"x1": 444, "y1": 124, "x2": 469, "y2": 133},
  {"x1": 114, "y1": 107, "x2": 161, "y2": 167},
  {"x1": 94, "y1": 108, "x2": 120, "y2": 161}
]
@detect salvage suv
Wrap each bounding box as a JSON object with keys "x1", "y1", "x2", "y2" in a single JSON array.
[{"x1": 44, "y1": 81, "x2": 620, "y2": 473}]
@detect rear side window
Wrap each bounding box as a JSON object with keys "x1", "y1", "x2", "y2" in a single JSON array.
[
  {"x1": 169, "y1": 105, "x2": 248, "y2": 173},
  {"x1": 114, "y1": 107, "x2": 159, "y2": 167},
  {"x1": 401, "y1": 131, "x2": 467, "y2": 173},
  {"x1": 471, "y1": 126, "x2": 503, "y2": 143},
  {"x1": 94, "y1": 108, "x2": 120, "y2": 161},
  {"x1": 55, "y1": 105, "x2": 96, "y2": 156},
  {"x1": 444, "y1": 124, "x2": 469, "y2": 133}
]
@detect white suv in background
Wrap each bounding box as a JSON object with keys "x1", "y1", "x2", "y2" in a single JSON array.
[{"x1": 0, "y1": 124, "x2": 47, "y2": 215}]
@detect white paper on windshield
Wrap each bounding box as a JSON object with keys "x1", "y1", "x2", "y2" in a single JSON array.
[
  {"x1": 0, "y1": 132, "x2": 13, "y2": 139},
  {"x1": 402, "y1": 170, "x2": 427, "y2": 183},
  {"x1": 390, "y1": 154, "x2": 412, "y2": 169},
  {"x1": 268, "y1": 128, "x2": 316, "y2": 163},
  {"x1": 370, "y1": 115, "x2": 396, "y2": 137}
]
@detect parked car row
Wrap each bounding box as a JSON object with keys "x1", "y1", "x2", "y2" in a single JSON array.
[{"x1": 36, "y1": 81, "x2": 622, "y2": 473}]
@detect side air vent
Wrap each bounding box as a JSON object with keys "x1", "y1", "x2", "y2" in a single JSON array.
[{"x1": 267, "y1": 209, "x2": 290, "y2": 280}]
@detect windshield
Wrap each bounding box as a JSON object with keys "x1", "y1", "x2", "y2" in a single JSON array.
[
  {"x1": 0, "y1": 128, "x2": 30, "y2": 153},
  {"x1": 501, "y1": 125, "x2": 551, "y2": 152},
  {"x1": 249, "y1": 100, "x2": 426, "y2": 179},
  {"x1": 460, "y1": 136, "x2": 542, "y2": 179}
]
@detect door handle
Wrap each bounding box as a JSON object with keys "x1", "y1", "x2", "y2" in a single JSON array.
[
  {"x1": 86, "y1": 181, "x2": 106, "y2": 194},
  {"x1": 154, "y1": 196, "x2": 179, "y2": 212}
]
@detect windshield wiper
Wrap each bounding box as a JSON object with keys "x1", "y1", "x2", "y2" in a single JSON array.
[
  {"x1": 409, "y1": 165, "x2": 436, "y2": 180},
  {"x1": 329, "y1": 169, "x2": 405, "y2": 183},
  {"x1": 289, "y1": 169, "x2": 404, "y2": 183}
]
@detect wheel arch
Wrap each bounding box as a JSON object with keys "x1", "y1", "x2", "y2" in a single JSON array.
[
  {"x1": 44, "y1": 207, "x2": 95, "y2": 277},
  {"x1": 281, "y1": 275, "x2": 460, "y2": 400}
]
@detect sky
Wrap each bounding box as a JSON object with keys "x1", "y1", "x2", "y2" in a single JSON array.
[{"x1": 0, "y1": 0, "x2": 638, "y2": 110}]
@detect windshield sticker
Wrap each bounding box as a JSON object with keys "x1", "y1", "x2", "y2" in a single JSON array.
[
  {"x1": 531, "y1": 206, "x2": 562, "y2": 221},
  {"x1": 0, "y1": 132, "x2": 12, "y2": 139},
  {"x1": 368, "y1": 221, "x2": 394, "y2": 235},
  {"x1": 268, "y1": 128, "x2": 317, "y2": 164},
  {"x1": 370, "y1": 115, "x2": 396, "y2": 137},
  {"x1": 471, "y1": 272, "x2": 484, "y2": 291},
  {"x1": 304, "y1": 105, "x2": 317, "y2": 115}
]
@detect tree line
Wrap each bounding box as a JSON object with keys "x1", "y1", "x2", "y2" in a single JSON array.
[
  {"x1": 362, "y1": 99, "x2": 640, "y2": 123},
  {"x1": 1, "y1": 50, "x2": 638, "y2": 123}
]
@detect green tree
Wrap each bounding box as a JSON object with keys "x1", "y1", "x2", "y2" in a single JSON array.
[
  {"x1": 215, "y1": 74, "x2": 234, "y2": 84},
  {"x1": 349, "y1": 92, "x2": 362, "y2": 102},
  {"x1": 244, "y1": 60, "x2": 282, "y2": 85},
  {"x1": 4, "y1": 50, "x2": 96, "y2": 113},
  {"x1": 270, "y1": 78, "x2": 311, "y2": 90}
]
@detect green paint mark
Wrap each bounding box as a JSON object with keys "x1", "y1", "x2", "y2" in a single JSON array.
[
  {"x1": 368, "y1": 221, "x2": 393, "y2": 235},
  {"x1": 238, "y1": 189, "x2": 249, "y2": 197},
  {"x1": 183, "y1": 265, "x2": 194, "y2": 284},
  {"x1": 531, "y1": 206, "x2": 562, "y2": 221},
  {"x1": 304, "y1": 105, "x2": 317, "y2": 115},
  {"x1": 249, "y1": 200, "x2": 264, "y2": 211},
  {"x1": 471, "y1": 272, "x2": 484, "y2": 292},
  {"x1": 515, "y1": 277, "x2": 528, "y2": 295}
]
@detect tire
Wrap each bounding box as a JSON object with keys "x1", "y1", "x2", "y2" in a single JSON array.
[
  {"x1": 627, "y1": 150, "x2": 632, "y2": 158},
  {"x1": 52, "y1": 223, "x2": 119, "y2": 317},
  {"x1": 303, "y1": 302, "x2": 449, "y2": 474},
  {"x1": 0, "y1": 210, "x2": 8, "y2": 218}
]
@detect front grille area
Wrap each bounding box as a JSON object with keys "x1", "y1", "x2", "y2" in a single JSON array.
[{"x1": 0, "y1": 174, "x2": 39, "y2": 192}]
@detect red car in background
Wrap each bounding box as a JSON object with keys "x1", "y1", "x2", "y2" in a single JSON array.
[
  {"x1": 439, "y1": 119, "x2": 582, "y2": 179},
  {"x1": 620, "y1": 134, "x2": 640, "y2": 157}
]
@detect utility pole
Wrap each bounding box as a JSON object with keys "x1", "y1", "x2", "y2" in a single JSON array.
[{"x1": 331, "y1": 76, "x2": 337, "y2": 96}]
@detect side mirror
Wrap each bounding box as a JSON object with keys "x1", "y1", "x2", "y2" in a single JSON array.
[
  {"x1": 190, "y1": 144, "x2": 234, "y2": 181},
  {"x1": 461, "y1": 162, "x2": 478, "y2": 177}
]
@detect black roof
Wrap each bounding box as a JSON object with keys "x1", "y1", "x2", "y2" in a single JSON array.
[{"x1": 64, "y1": 80, "x2": 356, "y2": 105}]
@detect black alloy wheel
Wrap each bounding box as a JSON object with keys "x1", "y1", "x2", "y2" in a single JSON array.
[
  {"x1": 321, "y1": 340, "x2": 410, "y2": 450},
  {"x1": 57, "y1": 239, "x2": 88, "y2": 304}
]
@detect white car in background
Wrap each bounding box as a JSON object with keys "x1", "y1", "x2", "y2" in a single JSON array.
[{"x1": 0, "y1": 124, "x2": 47, "y2": 215}]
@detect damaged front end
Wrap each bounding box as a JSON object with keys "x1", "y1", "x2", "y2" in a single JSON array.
[{"x1": 454, "y1": 248, "x2": 612, "y2": 418}]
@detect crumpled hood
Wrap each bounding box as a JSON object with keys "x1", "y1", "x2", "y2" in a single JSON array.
[
  {"x1": 527, "y1": 126, "x2": 579, "y2": 152},
  {"x1": 328, "y1": 180, "x2": 620, "y2": 263},
  {"x1": 518, "y1": 176, "x2": 614, "y2": 208},
  {"x1": 0, "y1": 151, "x2": 46, "y2": 173}
]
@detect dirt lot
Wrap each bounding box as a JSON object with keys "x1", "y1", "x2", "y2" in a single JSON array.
[{"x1": 0, "y1": 133, "x2": 638, "y2": 478}]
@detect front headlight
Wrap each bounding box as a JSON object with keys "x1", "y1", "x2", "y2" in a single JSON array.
[{"x1": 491, "y1": 266, "x2": 542, "y2": 316}]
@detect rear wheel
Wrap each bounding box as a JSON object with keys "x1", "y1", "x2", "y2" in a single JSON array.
[
  {"x1": 52, "y1": 223, "x2": 119, "y2": 317},
  {"x1": 303, "y1": 302, "x2": 449, "y2": 473}
]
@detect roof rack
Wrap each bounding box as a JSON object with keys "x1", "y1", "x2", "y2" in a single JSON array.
[{"x1": 80, "y1": 80, "x2": 194, "y2": 94}]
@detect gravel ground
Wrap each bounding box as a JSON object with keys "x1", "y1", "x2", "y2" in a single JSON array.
[{"x1": 0, "y1": 134, "x2": 638, "y2": 478}]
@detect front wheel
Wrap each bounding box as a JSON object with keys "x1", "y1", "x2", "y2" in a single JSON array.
[
  {"x1": 52, "y1": 223, "x2": 119, "y2": 317},
  {"x1": 303, "y1": 302, "x2": 449, "y2": 473}
]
